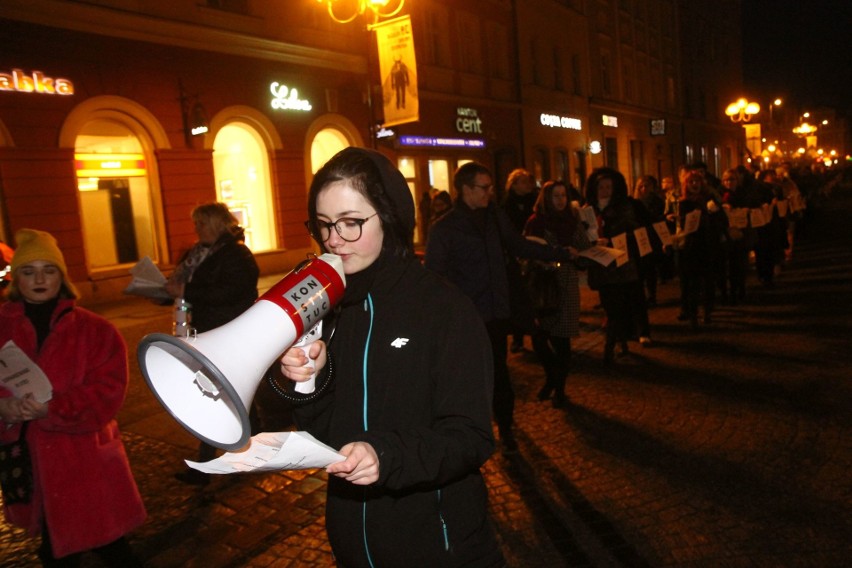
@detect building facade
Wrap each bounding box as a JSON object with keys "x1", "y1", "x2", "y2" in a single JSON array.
[{"x1": 1, "y1": 0, "x2": 746, "y2": 304}]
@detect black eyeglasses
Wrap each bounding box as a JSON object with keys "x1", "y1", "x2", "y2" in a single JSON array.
[{"x1": 305, "y1": 213, "x2": 378, "y2": 243}]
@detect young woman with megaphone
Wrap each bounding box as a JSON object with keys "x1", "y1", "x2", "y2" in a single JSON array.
[{"x1": 275, "y1": 147, "x2": 505, "y2": 567}]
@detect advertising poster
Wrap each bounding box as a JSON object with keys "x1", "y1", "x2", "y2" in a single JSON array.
[{"x1": 374, "y1": 15, "x2": 419, "y2": 127}]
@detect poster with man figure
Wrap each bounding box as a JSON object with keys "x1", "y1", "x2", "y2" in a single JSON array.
[{"x1": 374, "y1": 15, "x2": 419, "y2": 127}]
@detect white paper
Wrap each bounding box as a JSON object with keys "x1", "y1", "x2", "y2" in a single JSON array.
[
  {"x1": 0, "y1": 341, "x2": 53, "y2": 403},
  {"x1": 124, "y1": 256, "x2": 171, "y2": 301},
  {"x1": 610, "y1": 232, "x2": 628, "y2": 253},
  {"x1": 578, "y1": 246, "x2": 626, "y2": 267},
  {"x1": 652, "y1": 221, "x2": 673, "y2": 247},
  {"x1": 726, "y1": 208, "x2": 749, "y2": 229},
  {"x1": 186, "y1": 431, "x2": 345, "y2": 474},
  {"x1": 634, "y1": 227, "x2": 652, "y2": 257},
  {"x1": 580, "y1": 206, "x2": 599, "y2": 242},
  {"x1": 750, "y1": 207, "x2": 767, "y2": 228},
  {"x1": 681, "y1": 209, "x2": 702, "y2": 235}
]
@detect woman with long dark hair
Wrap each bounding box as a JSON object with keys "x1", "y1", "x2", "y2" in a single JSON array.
[{"x1": 523, "y1": 180, "x2": 589, "y2": 406}]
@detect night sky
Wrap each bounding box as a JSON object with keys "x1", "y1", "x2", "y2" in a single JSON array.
[{"x1": 741, "y1": 0, "x2": 852, "y2": 117}]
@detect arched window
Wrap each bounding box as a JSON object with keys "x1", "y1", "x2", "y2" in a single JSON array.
[
  {"x1": 75, "y1": 119, "x2": 158, "y2": 268},
  {"x1": 310, "y1": 127, "x2": 349, "y2": 174},
  {"x1": 212, "y1": 122, "x2": 276, "y2": 252}
]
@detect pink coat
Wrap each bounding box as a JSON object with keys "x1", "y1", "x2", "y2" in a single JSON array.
[{"x1": 0, "y1": 299, "x2": 146, "y2": 558}]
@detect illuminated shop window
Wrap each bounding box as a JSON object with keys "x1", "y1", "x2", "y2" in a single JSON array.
[
  {"x1": 427, "y1": 159, "x2": 450, "y2": 193},
  {"x1": 310, "y1": 128, "x2": 349, "y2": 174},
  {"x1": 74, "y1": 119, "x2": 157, "y2": 269},
  {"x1": 213, "y1": 123, "x2": 276, "y2": 252}
]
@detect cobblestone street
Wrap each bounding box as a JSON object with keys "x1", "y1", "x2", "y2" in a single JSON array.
[{"x1": 2, "y1": 192, "x2": 851, "y2": 567}]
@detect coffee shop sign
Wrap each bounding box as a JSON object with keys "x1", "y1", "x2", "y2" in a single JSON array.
[
  {"x1": 540, "y1": 113, "x2": 582, "y2": 130},
  {"x1": 270, "y1": 82, "x2": 312, "y2": 111}
]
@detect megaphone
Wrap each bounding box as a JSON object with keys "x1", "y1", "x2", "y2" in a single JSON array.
[{"x1": 138, "y1": 253, "x2": 346, "y2": 451}]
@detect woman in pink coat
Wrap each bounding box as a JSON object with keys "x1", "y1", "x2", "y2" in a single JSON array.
[{"x1": 0, "y1": 229, "x2": 146, "y2": 566}]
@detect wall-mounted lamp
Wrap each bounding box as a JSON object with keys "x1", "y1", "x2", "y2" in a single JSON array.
[
  {"x1": 179, "y1": 81, "x2": 209, "y2": 147},
  {"x1": 315, "y1": 0, "x2": 405, "y2": 25},
  {"x1": 189, "y1": 102, "x2": 209, "y2": 136}
]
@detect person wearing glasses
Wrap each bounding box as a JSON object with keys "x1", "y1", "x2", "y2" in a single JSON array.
[
  {"x1": 424, "y1": 162, "x2": 573, "y2": 454},
  {"x1": 275, "y1": 148, "x2": 505, "y2": 567}
]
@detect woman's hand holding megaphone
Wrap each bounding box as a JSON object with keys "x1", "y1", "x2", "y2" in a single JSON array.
[{"x1": 280, "y1": 340, "x2": 327, "y2": 388}]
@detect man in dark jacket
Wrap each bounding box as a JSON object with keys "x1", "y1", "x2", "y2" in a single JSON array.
[{"x1": 425, "y1": 162, "x2": 570, "y2": 453}]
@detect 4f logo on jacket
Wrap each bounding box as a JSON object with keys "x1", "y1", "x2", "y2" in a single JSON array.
[{"x1": 390, "y1": 337, "x2": 409, "y2": 348}]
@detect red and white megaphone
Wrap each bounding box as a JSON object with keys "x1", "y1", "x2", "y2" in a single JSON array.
[{"x1": 137, "y1": 253, "x2": 345, "y2": 451}]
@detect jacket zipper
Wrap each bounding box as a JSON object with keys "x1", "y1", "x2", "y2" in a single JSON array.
[{"x1": 361, "y1": 294, "x2": 376, "y2": 568}]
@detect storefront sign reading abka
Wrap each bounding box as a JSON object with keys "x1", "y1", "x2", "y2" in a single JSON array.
[{"x1": 0, "y1": 69, "x2": 74, "y2": 95}]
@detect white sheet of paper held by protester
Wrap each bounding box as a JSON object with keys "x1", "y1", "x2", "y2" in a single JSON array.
[
  {"x1": 185, "y1": 431, "x2": 345, "y2": 474},
  {"x1": 577, "y1": 246, "x2": 626, "y2": 267},
  {"x1": 0, "y1": 340, "x2": 53, "y2": 403},
  {"x1": 124, "y1": 256, "x2": 171, "y2": 301}
]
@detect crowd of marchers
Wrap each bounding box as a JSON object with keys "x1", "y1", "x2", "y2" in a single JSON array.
[{"x1": 420, "y1": 159, "x2": 842, "y2": 451}]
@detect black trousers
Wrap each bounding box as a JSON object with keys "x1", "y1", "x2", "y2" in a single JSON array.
[{"x1": 486, "y1": 319, "x2": 514, "y2": 438}]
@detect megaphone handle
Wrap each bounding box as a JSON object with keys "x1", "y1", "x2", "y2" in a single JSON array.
[{"x1": 293, "y1": 322, "x2": 322, "y2": 394}]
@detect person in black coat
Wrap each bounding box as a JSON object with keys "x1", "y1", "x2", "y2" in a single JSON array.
[
  {"x1": 585, "y1": 168, "x2": 651, "y2": 363},
  {"x1": 277, "y1": 148, "x2": 505, "y2": 567},
  {"x1": 676, "y1": 171, "x2": 728, "y2": 327},
  {"x1": 502, "y1": 168, "x2": 539, "y2": 353},
  {"x1": 425, "y1": 162, "x2": 571, "y2": 452},
  {"x1": 166, "y1": 202, "x2": 259, "y2": 484}
]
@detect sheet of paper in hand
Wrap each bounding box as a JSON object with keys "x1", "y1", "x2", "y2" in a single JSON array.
[
  {"x1": 124, "y1": 256, "x2": 171, "y2": 301},
  {"x1": 186, "y1": 431, "x2": 345, "y2": 474},
  {"x1": 0, "y1": 341, "x2": 52, "y2": 403}
]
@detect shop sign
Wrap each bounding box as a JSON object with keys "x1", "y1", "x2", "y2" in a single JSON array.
[
  {"x1": 540, "y1": 113, "x2": 582, "y2": 130},
  {"x1": 270, "y1": 82, "x2": 312, "y2": 111},
  {"x1": 650, "y1": 118, "x2": 666, "y2": 136},
  {"x1": 376, "y1": 125, "x2": 395, "y2": 139},
  {"x1": 602, "y1": 114, "x2": 618, "y2": 127},
  {"x1": 399, "y1": 135, "x2": 485, "y2": 148},
  {"x1": 75, "y1": 153, "x2": 146, "y2": 178},
  {"x1": 456, "y1": 107, "x2": 483, "y2": 134},
  {"x1": 0, "y1": 69, "x2": 74, "y2": 95}
]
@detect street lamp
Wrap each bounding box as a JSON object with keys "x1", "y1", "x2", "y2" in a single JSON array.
[
  {"x1": 316, "y1": 0, "x2": 405, "y2": 24},
  {"x1": 315, "y1": 0, "x2": 408, "y2": 147},
  {"x1": 792, "y1": 122, "x2": 817, "y2": 136},
  {"x1": 769, "y1": 98, "x2": 782, "y2": 125},
  {"x1": 725, "y1": 98, "x2": 761, "y2": 122}
]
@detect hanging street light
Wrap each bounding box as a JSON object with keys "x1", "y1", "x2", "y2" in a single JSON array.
[
  {"x1": 316, "y1": 0, "x2": 405, "y2": 25},
  {"x1": 725, "y1": 98, "x2": 761, "y2": 122}
]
